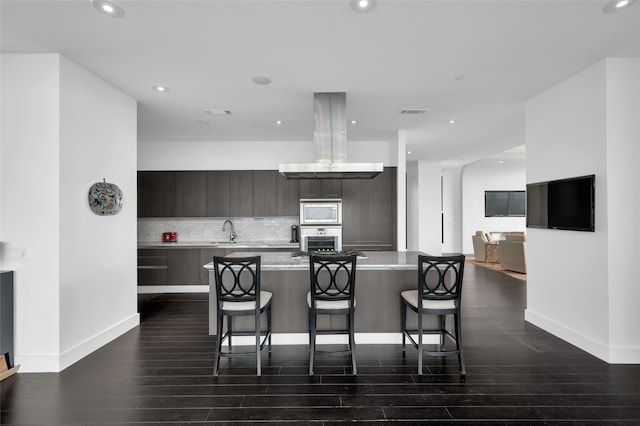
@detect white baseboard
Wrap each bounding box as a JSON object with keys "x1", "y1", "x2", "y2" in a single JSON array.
[
  {"x1": 138, "y1": 285, "x2": 209, "y2": 293},
  {"x1": 17, "y1": 313, "x2": 140, "y2": 373},
  {"x1": 525, "y1": 309, "x2": 640, "y2": 363}
]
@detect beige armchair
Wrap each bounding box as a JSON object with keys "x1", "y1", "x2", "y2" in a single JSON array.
[
  {"x1": 471, "y1": 231, "x2": 488, "y2": 262},
  {"x1": 499, "y1": 234, "x2": 526, "y2": 273}
]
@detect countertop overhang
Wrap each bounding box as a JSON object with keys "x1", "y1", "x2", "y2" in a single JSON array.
[
  {"x1": 203, "y1": 251, "x2": 426, "y2": 271},
  {"x1": 139, "y1": 241, "x2": 299, "y2": 249}
]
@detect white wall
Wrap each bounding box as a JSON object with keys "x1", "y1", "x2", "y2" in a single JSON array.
[
  {"x1": 525, "y1": 58, "x2": 640, "y2": 363},
  {"x1": 1, "y1": 54, "x2": 62, "y2": 368},
  {"x1": 604, "y1": 59, "x2": 640, "y2": 361},
  {"x1": 0, "y1": 54, "x2": 139, "y2": 372},
  {"x1": 138, "y1": 140, "x2": 395, "y2": 170},
  {"x1": 442, "y1": 166, "x2": 464, "y2": 254},
  {"x1": 461, "y1": 159, "x2": 526, "y2": 254},
  {"x1": 58, "y1": 57, "x2": 139, "y2": 369},
  {"x1": 406, "y1": 161, "x2": 442, "y2": 255}
]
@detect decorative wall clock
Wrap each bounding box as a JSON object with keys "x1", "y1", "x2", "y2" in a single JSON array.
[{"x1": 88, "y1": 179, "x2": 123, "y2": 215}]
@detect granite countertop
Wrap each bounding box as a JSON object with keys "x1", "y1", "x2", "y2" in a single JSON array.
[
  {"x1": 138, "y1": 240, "x2": 299, "y2": 249},
  {"x1": 203, "y1": 251, "x2": 426, "y2": 271}
]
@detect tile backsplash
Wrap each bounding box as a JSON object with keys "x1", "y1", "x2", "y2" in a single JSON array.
[{"x1": 138, "y1": 217, "x2": 299, "y2": 243}]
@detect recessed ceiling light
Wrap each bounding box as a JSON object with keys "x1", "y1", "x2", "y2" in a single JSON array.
[
  {"x1": 153, "y1": 85, "x2": 169, "y2": 92},
  {"x1": 92, "y1": 0, "x2": 124, "y2": 17},
  {"x1": 603, "y1": 0, "x2": 637, "y2": 12},
  {"x1": 449, "y1": 119, "x2": 457, "y2": 124},
  {"x1": 274, "y1": 120, "x2": 284, "y2": 125},
  {"x1": 407, "y1": 151, "x2": 412, "y2": 155},
  {"x1": 351, "y1": 0, "x2": 376, "y2": 13},
  {"x1": 350, "y1": 120, "x2": 358, "y2": 125},
  {"x1": 252, "y1": 75, "x2": 272, "y2": 85},
  {"x1": 498, "y1": 160, "x2": 504, "y2": 164}
]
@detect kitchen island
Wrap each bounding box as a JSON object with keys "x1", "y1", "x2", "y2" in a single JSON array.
[{"x1": 204, "y1": 251, "x2": 428, "y2": 344}]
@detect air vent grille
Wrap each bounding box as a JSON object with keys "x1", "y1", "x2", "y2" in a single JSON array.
[
  {"x1": 203, "y1": 109, "x2": 232, "y2": 115},
  {"x1": 400, "y1": 108, "x2": 429, "y2": 114}
]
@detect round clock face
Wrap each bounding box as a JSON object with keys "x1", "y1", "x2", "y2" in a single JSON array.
[{"x1": 88, "y1": 182, "x2": 123, "y2": 215}]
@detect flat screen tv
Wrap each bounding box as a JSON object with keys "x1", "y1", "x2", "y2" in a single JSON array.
[
  {"x1": 485, "y1": 191, "x2": 525, "y2": 217},
  {"x1": 526, "y1": 175, "x2": 595, "y2": 232}
]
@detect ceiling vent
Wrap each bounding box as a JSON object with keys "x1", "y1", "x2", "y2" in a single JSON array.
[
  {"x1": 400, "y1": 108, "x2": 429, "y2": 114},
  {"x1": 203, "y1": 109, "x2": 232, "y2": 115}
]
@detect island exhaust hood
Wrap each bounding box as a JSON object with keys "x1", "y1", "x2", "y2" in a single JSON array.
[{"x1": 279, "y1": 92, "x2": 383, "y2": 179}]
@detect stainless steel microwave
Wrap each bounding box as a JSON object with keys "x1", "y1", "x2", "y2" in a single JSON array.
[{"x1": 300, "y1": 199, "x2": 342, "y2": 226}]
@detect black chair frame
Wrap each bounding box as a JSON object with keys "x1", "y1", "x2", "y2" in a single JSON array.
[
  {"x1": 308, "y1": 254, "x2": 357, "y2": 376},
  {"x1": 401, "y1": 254, "x2": 466, "y2": 376},
  {"x1": 213, "y1": 256, "x2": 272, "y2": 376}
]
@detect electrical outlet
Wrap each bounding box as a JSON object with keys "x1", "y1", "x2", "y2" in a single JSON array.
[{"x1": 4, "y1": 247, "x2": 28, "y2": 262}]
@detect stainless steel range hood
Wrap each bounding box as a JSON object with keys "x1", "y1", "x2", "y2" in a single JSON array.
[{"x1": 279, "y1": 92, "x2": 383, "y2": 179}]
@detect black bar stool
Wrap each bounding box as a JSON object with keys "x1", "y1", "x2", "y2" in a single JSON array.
[
  {"x1": 400, "y1": 254, "x2": 466, "y2": 376},
  {"x1": 307, "y1": 254, "x2": 357, "y2": 376},
  {"x1": 213, "y1": 256, "x2": 272, "y2": 376}
]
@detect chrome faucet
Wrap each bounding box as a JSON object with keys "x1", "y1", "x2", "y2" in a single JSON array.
[{"x1": 222, "y1": 219, "x2": 237, "y2": 242}]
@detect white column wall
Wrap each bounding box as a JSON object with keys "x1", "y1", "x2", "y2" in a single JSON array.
[
  {"x1": 442, "y1": 166, "x2": 464, "y2": 254},
  {"x1": 406, "y1": 161, "x2": 442, "y2": 255},
  {"x1": 524, "y1": 59, "x2": 640, "y2": 363},
  {"x1": 58, "y1": 57, "x2": 139, "y2": 370},
  {"x1": 605, "y1": 59, "x2": 640, "y2": 361},
  {"x1": 1, "y1": 54, "x2": 62, "y2": 370},
  {"x1": 396, "y1": 131, "x2": 407, "y2": 252}
]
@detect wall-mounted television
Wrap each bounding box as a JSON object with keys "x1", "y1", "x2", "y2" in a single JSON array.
[
  {"x1": 485, "y1": 191, "x2": 525, "y2": 217},
  {"x1": 526, "y1": 174, "x2": 595, "y2": 232}
]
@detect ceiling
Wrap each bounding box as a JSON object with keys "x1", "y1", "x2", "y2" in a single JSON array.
[{"x1": 2, "y1": 0, "x2": 639, "y2": 167}]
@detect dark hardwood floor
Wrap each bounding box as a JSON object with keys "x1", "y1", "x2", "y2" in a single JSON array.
[{"x1": 3, "y1": 262, "x2": 640, "y2": 424}]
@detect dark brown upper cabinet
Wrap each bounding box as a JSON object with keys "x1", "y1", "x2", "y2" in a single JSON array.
[
  {"x1": 253, "y1": 170, "x2": 277, "y2": 217},
  {"x1": 137, "y1": 171, "x2": 176, "y2": 217},
  {"x1": 228, "y1": 171, "x2": 254, "y2": 217},
  {"x1": 298, "y1": 179, "x2": 342, "y2": 198},
  {"x1": 175, "y1": 171, "x2": 207, "y2": 217},
  {"x1": 206, "y1": 171, "x2": 231, "y2": 217},
  {"x1": 276, "y1": 172, "x2": 300, "y2": 216}
]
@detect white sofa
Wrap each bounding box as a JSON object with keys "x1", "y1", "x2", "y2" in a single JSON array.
[{"x1": 499, "y1": 234, "x2": 526, "y2": 273}]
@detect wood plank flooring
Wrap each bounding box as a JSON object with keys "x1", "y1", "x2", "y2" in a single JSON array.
[{"x1": 2, "y1": 261, "x2": 640, "y2": 424}]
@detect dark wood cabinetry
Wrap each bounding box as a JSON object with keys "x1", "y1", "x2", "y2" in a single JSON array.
[
  {"x1": 167, "y1": 249, "x2": 202, "y2": 285},
  {"x1": 253, "y1": 170, "x2": 277, "y2": 217},
  {"x1": 175, "y1": 171, "x2": 206, "y2": 217},
  {"x1": 276, "y1": 172, "x2": 300, "y2": 216},
  {"x1": 138, "y1": 171, "x2": 176, "y2": 217},
  {"x1": 137, "y1": 249, "x2": 168, "y2": 285},
  {"x1": 138, "y1": 247, "x2": 293, "y2": 286},
  {"x1": 299, "y1": 179, "x2": 342, "y2": 198},
  {"x1": 342, "y1": 167, "x2": 396, "y2": 251},
  {"x1": 206, "y1": 171, "x2": 230, "y2": 217},
  {"x1": 229, "y1": 171, "x2": 254, "y2": 217}
]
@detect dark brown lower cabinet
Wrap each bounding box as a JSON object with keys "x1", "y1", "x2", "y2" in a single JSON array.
[
  {"x1": 138, "y1": 247, "x2": 293, "y2": 286},
  {"x1": 137, "y1": 249, "x2": 168, "y2": 285}
]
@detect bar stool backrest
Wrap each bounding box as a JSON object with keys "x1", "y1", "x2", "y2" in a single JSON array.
[
  {"x1": 309, "y1": 254, "x2": 357, "y2": 306},
  {"x1": 213, "y1": 256, "x2": 261, "y2": 306},
  {"x1": 418, "y1": 254, "x2": 465, "y2": 303}
]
